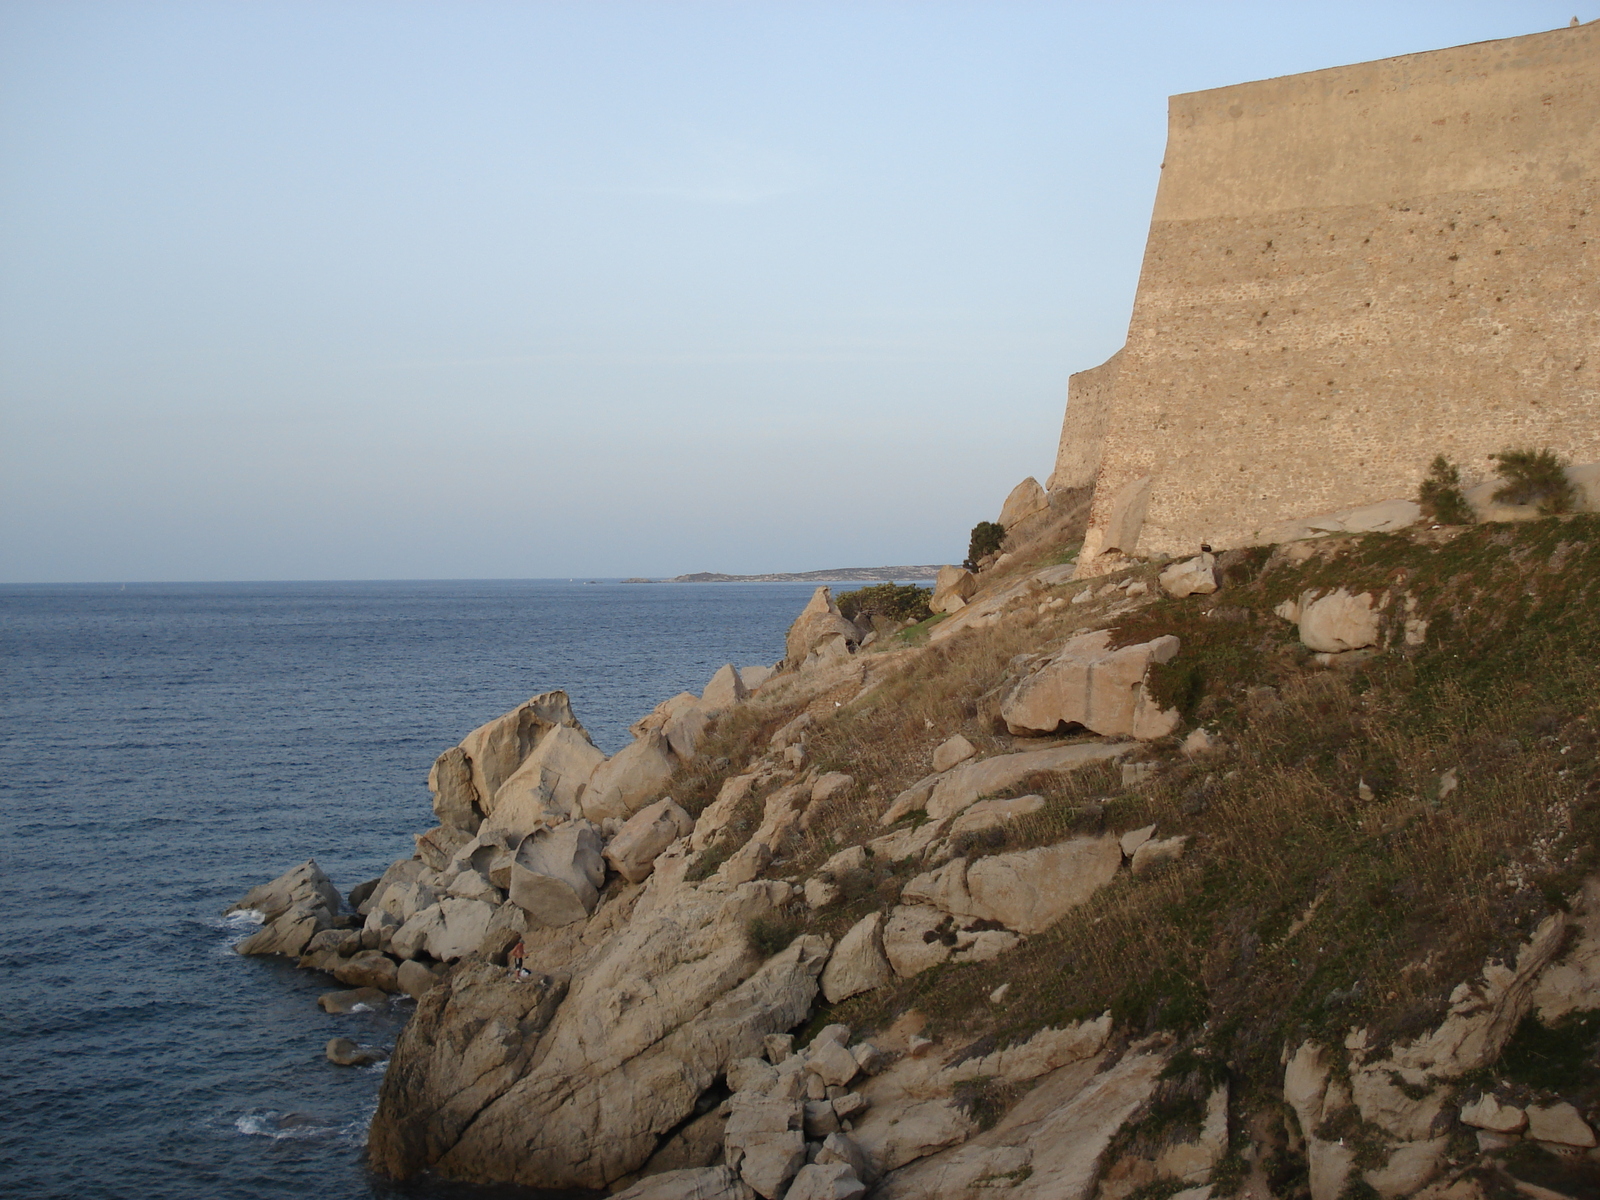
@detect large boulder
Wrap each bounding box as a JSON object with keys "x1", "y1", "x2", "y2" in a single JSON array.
[
  {"x1": 1000, "y1": 630, "x2": 1181, "y2": 740},
  {"x1": 229, "y1": 860, "x2": 344, "y2": 958},
  {"x1": 820, "y1": 912, "x2": 893, "y2": 1003},
  {"x1": 1158, "y1": 553, "x2": 1217, "y2": 598},
  {"x1": 1297, "y1": 589, "x2": 1380, "y2": 653},
  {"x1": 611, "y1": 1167, "x2": 756, "y2": 1200},
  {"x1": 605, "y1": 799, "x2": 695, "y2": 884},
  {"x1": 901, "y1": 836, "x2": 1122, "y2": 934},
  {"x1": 700, "y1": 664, "x2": 750, "y2": 713},
  {"x1": 632, "y1": 692, "x2": 701, "y2": 739},
  {"x1": 930, "y1": 566, "x2": 978, "y2": 616},
  {"x1": 438, "y1": 691, "x2": 589, "y2": 824},
  {"x1": 924, "y1": 741, "x2": 1131, "y2": 821},
  {"x1": 508, "y1": 821, "x2": 607, "y2": 927},
  {"x1": 427, "y1": 746, "x2": 483, "y2": 832},
  {"x1": 483, "y1": 724, "x2": 607, "y2": 841},
  {"x1": 666, "y1": 705, "x2": 712, "y2": 761},
  {"x1": 999, "y1": 477, "x2": 1050, "y2": 532},
  {"x1": 584, "y1": 730, "x2": 678, "y2": 822},
  {"x1": 784, "y1": 588, "x2": 860, "y2": 669}
]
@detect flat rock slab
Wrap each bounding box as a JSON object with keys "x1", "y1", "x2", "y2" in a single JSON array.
[
  {"x1": 925, "y1": 743, "x2": 1130, "y2": 821},
  {"x1": 318, "y1": 986, "x2": 388, "y2": 1014}
]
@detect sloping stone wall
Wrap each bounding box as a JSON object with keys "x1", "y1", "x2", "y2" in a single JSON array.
[{"x1": 1075, "y1": 21, "x2": 1599, "y2": 566}]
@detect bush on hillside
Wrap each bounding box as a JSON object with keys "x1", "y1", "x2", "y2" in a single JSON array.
[
  {"x1": 1491, "y1": 447, "x2": 1576, "y2": 515},
  {"x1": 836, "y1": 583, "x2": 932, "y2": 625},
  {"x1": 965, "y1": 521, "x2": 1006, "y2": 570},
  {"x1": 1417, "y1": 455, "x2": 1474, "y2": 525}
]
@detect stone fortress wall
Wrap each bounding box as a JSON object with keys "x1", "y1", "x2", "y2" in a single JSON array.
[{"x1": 1059, "y1": 21, "x2": 1598, "y2": 569}]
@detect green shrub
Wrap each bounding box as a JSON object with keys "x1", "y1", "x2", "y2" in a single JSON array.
[
  {"x1": 745, "y1": 914, "x2": 800, "y2": 959},
  {"x1": 1418, "y1": 456, "x2": 1474, "y2": 525},
  {"x1": 836, "y1": 583, "x2": 932, "y2": 625},
  {"x1": 965, "y1": 521, "x2": 1006, "y2": 570},
  {"x1": 1491, "y1": 447, "x2": 1576, "y2": 515}
]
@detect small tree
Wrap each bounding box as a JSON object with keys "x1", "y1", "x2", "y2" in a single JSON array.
[
  {"x1": 1490, "y1": 447, "x2": 1576, "y2": 515},
  {"x1": 965, "y1": 521, "x2": 1006, "y2": 571},
  {"x1": 1417, "y1": 455, "x2": 1474, "y2": 525}
]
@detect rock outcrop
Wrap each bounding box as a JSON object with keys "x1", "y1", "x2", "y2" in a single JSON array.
[{"x1": 1000, "y1": 630, "x2": 1180, "y2": 739}]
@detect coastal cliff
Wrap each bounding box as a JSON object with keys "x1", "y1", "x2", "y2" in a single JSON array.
[{"x1": 233, "y1": 500, "x2": 1600, "y2": 1200}]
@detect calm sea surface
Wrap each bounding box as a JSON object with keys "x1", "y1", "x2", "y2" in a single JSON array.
[{"x1": 0, "y1": 580, "x2": 823, "y2": 1200}]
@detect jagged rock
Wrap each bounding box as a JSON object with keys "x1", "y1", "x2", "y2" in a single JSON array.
[
  {"x1": 853, "y1": 1097, "x2": 976, "y2": 1177},
  {"x1": 368, "y1": 961, "x2": 570, "y2": 1178},
  {"x1": 804, "y1": 1100, "x2": 841, "y2": 1138},
  {"x1": 816, "y1": 1131, "x2": 870, "y2": 1179},
  {"x1": 872, "y1": 1047, "x2": 1167, "y2": 1199},
  {"x1": 820, "y1": 912, "x2": 892, "y2": 1003},
  {"x1": 770, "y1": 711, "x2": 813, "y2": 752},
  {"x1": 1130, "y1": 836, "x2": 1187, "y2": 875},
  {"x1": 764, "y1": 1034, "x2": 793, "y2": 1064},
  {"x1": 304, "y1": 928, "x2": 362, "y2": 958},
  {"x1": 347, "y1": 877, "x2": 382, "y2": 911},
  {"x1": 427, "y1": 746, "x2": 483, "y2": 833},
  {"x1": 926, "y1": 742, "x2": 1130, "y2": 821},
  {"x1": 318, "y1": 986, "x2": 386, "y2": 1013},
  {"x1": 701, "y1": 664, "x2": 750, "y2": 713},
  {"x1": 1532, "y1": 876, "x2": 1600, "y2": 1020},
  {"x1": 359, "y1": 858, "x2": 427, "y2": 916},
  {"x1": 641, "y1": 1106, "x2": 732, "y2": 1177},
  {"x1": 930, "y1": 567, "x2": 978, "y2": 616},
  {"x1": 1120, "y1": 823, "x2": 1156, "y2": 857},
  {"x1": 229, "y1": 860, "x2": 344, "y2": 958},
  {"x1": 811, "y1": 773, "x2": 854, "y2": 805},
  {"x1": 833, "y1": 1091, "x2": 868, "y2": 1121},
  {"x1": 584, "y1": 730, "x2": 678, "y2": 822},
  {"x1": 1458, "y1": 1094, "x2": 1525, "y2": 1133},
  {"x1": 1000, "y1": 476, "x2": 1050, "y2": 531},
  {"x1": 807, "y1": 1039, "x2": 861, "y2": 1088},
  {"x1": 948, "y1": 794, "x2": 1044, "y2": 838},
  {"x1": 879, "y1": 773, "x2": 940, "y2": 825},
  {"x1": 692, "y1": 773, "x2": 760, "y2": 852},
  {"x1": 632, "y1": 692, "x2": 702, "y2": 739},
  {"x1": 1527, "y1": 1102, "x2": 1596, "y2": 1147},
  {"x1": 453, "y1": 691, "x2": 589, "y2": 820},
  {"x1": 784, "y1": 1162, "x2": 866, "y2": 1200},
  {"x1": 606, "y1": 799, "x2": 695, "y2": 884},
  {"x1": 372, "y1": 874, "x2": 829, "y2": 1191},
  {"x1": 1000, "y1": 630, "x2": 1181, "y2": 740},
  {"x1": 445, "y1": 868, "x2": 500, "y2": 904},
  {"x1": 1297, "y1": 589, "x2": 1381, "y2": 653},
  {"x1": 1158, "y1": 553, "x2": 1217, "y2": 598},
  {"x1": 882, "y1": 905, "x2": 952, "y2": 977},
  {"x1": 784, "y1": 587, "x2": 860, "y2": 668},
  {"x1": 668, "y1": 705, "x2": 712, "y2": 760},
  {"x1": 326, "y1": 1037, "x2": 385, "y2": 1066},
  {"x1": 483, "y1": 724, "x2": 606, "y2": 841},
  {"x1": 932, "y1": 734, "x2": 977, "y2": 773},
  {"x1": 726, "y1": 1094, "x2": 806, "y2": 1198},
  {"x1": 901, "y1": 836, "x2": 1122, "y2": 934},
  {"x1": 329, "y1": 949, "x2": 399, "y2": 992},
  {"x1": 611, "y1": 1166, "x2": 755, "y2": 1200},
  {"x1": 508, "y1": 821, "x2": 606, "y2": 926},
  {"x1": 397, "y1": 958, "x2": 441, "y2": 999},
  {"x1": 740, "y1": 665, "x2": 774, "y2": 692},
  {"x1": 868, "y1": 818, "x2": 948, "y2": 864},
  {"x1": 729, "y1": 1056, "x2": 779, "y2": 1094},
  {"x1": 416, "y1": 824, "x2": 473, "y2": 871}
]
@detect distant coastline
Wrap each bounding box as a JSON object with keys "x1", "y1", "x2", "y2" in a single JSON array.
[{"x1": 622, "y1": 564, "x2": 942, "y2": 584}]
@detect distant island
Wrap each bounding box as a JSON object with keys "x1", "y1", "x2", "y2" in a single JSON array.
[{"x1": 621, "y1": 564, "x2": 942, "y2": 584}]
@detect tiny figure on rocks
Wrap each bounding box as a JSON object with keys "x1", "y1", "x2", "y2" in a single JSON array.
[{"x1": 510, "y1": 938, "x2": 526, "y2": 978}]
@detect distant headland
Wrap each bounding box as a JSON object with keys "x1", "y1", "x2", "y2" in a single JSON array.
[{"x1": 623, "y1": 565, "x2": 942, "y2": 584}]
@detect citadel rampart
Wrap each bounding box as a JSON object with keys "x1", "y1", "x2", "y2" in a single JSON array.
[{"x1": 1063, "y1": 21, "x2": 1598, "y2": 567}]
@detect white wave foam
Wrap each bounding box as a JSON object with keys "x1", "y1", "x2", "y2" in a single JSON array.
[{"x1": 348, "y1": 1002, "x2": 373, "y2": 1013}]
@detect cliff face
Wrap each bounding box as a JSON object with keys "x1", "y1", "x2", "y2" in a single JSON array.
[{"x1": 1065, "y1": 22, "x2": 1599, "y2": 567}]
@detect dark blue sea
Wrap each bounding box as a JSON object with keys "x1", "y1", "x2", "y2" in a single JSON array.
[{"x1": 0, "y1": 580, "x2": 823, "y2": 1200}]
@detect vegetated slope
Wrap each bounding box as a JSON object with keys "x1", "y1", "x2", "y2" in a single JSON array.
[{"x1": 663, "y1": 516, "x2": 1600, "y2": 1186}]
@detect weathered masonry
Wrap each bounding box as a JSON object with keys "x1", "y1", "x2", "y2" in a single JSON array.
[{"x1": 1062, "y1": 21, "x2": 1598, "y2": 571}]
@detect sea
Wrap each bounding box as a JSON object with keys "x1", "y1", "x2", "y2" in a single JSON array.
[{"x1": 0, "y1": 579, "x2": 829, "y2": 1200}]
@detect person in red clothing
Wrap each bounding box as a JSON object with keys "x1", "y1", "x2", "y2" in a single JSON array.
[{"x1": 510, "y1": 937, "x2": 526, "y2": 978}]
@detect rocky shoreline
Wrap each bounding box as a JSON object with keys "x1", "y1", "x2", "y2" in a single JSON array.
[{"x1": 229, "y1": 544, "x2": 1600, "y2": 1199}]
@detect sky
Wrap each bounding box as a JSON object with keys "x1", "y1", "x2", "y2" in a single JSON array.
[{"x1": 0, "y1": 1, "x2": 1583, "y2": 582}]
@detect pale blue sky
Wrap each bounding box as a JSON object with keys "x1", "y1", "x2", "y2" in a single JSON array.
[{"x1": 0, "y1": 1, "x2": 1579, "y2": 582}]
